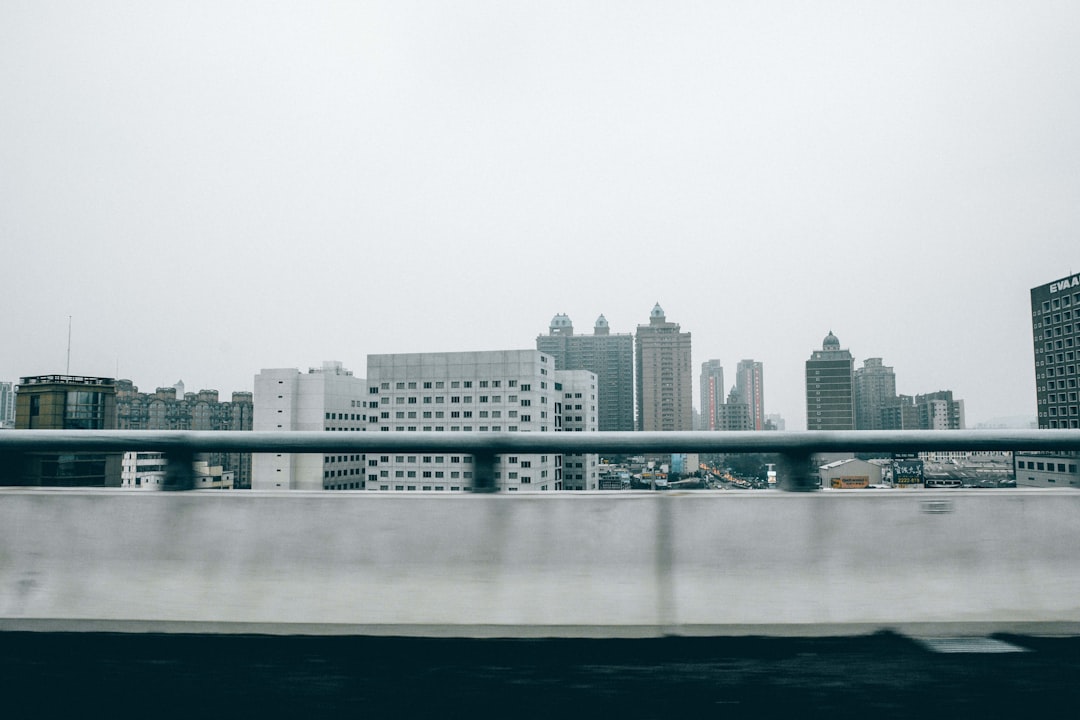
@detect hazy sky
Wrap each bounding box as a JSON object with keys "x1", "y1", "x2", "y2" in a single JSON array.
[{"x1": 3, "y1": 1, "x2": 1078, "y2": 429}]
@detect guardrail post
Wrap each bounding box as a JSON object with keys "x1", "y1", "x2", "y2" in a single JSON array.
[
  {"x1": 471, "y1": 451, "x2": 498, "y2": 493},
  {"x1": 162, "y1": 447, "x2": 195, "y2": 491},
  {"x1": 778, "y1": 451, "x2": 817, "y2": 492}
]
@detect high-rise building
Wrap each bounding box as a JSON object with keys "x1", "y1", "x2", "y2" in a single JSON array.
[
  {"x1": 0, "y1": 381, "x2": 14, "y2": 428},
  {"x1": 1032, "y1": 272, "x2": 1080, "y2": 429},
  {"x1": 1023, "y1": 272, "x2": 1080, "y2": 487},
  {"x1": 635, "y1": 303, "x2": 692, "y2": 431},
  {"x1": 364, "y1": 350, "x2": 593, "y2": 492},
  {"x1": 699, "y1": 360, "x2": 725, "y2": 431},
  {"x1": 734, "y1": 359, "x2": 765, "y2": 431},
  {"x1": 9, "y1": 375, "x2": 121, "y2": 486},
  {"x1": 536, "y1": 313, "x2": 634, "y2": 431},
  {"x1": 806, "y1": 332, "x2": 855, "y2": 431},
  {"x1": 252, "y1": 361, "x2": 370, "y2": 491},
  {"x1": 854, "y1": 358, "x2": 897, "y2": 430}
]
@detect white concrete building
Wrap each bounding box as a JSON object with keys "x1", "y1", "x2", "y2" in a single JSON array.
[
  {"x1": 252, "y1": 361, "x2": 370, "y2": 491},
  {"x1": 365, "y1": 350, "x2": 589, "y2": 492},
  {"x1": 557, "y1": 369, "x2": 600, "y2": 490},
  {"x1": 121, "y1": 452, "x2": 233, "y2": 489}
]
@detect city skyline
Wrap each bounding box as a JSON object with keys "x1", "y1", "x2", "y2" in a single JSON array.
[{"x1": 4, "y1": 3, "x2": 1078, "y2": 429}]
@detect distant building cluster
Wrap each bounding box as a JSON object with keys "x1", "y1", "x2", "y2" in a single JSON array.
[
  {"x1": 805, "y1": 331, "x2": 965, "y2": 432},
  {"x1": 116, "y1": 379, "x2": 253, "y2": 488}
]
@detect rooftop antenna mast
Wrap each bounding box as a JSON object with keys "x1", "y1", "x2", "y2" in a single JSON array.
[{"x1": 66, "y1": 315, "x2": 71, "y2": 374}]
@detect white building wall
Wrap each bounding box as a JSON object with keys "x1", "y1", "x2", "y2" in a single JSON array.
[
  {"x1": 365, "y1": 350, "x2": 563, "y2": 492},
  {"x1": 556, "y1": 369, "x2": 599, "y2": 490},
  {"x1": 253, "y1": 361, "x2": 369, "y2": 490}
]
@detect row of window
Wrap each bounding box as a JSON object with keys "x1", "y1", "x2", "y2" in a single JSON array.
[
  {"x1": 372, "y1": 380, "x2": 536, "y2": 392},
  {"x1": 1018, "y1": 460, "x2": 1078, "y2": 473},
  {"x1": 1042, "y1": 292, "x2": 1080, "y2": 312},
  {"x1": 378, "y1": 394, "x2": 542, "y2": 405}
]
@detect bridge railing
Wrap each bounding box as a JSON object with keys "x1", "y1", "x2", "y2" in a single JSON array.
[{"x1": 2, "y1": 429, "x2": 1077, "y2": 491}]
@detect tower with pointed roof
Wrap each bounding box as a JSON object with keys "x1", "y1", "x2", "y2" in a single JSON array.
[
  {"x1": 537, "y1": 312, "x2": 634, "y2": 431},
  {"x1": 806, "y1": 331, "x2": 855, "y2": 430},
  {"x1": 635, "y1": 303, "x2": 693, "y2": 431}
]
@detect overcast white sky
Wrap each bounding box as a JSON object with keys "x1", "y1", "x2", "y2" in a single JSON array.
[{"x1": 3, "y1": 1, "x2": 1078, "y2": 429}]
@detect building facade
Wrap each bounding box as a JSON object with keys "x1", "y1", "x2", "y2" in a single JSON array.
[
  {"x1": 1025, "y1": 272, "x2": 1080, "y2": 486},
  {"x1": 10, "y1": 375, "x2": 121, "y2": 486},
  {"x1": 252, "y1": 361, "x2": 370, "y2": 491},
  {"x1": 635, "y1": 303, "x2": 692, "y2": 431},
  {"x1": 556, "y1": 369, "x2": 600, "y2": 490},
  {"x1": 364, "y1": 350, "x2": 580, "y2": 492},
  {"x1": 536, "y1": 313, "x2": 634, "y2": 432},
  {"x1": 699, "y1": 360, "x2": 725, "y2": 431},
  {"x1": 806, "y1": 332, "x2": 855, "y2": 431},
  {"x1": 854, "y1": 357, "x2": 897, "y2": 431},
  {"x1": 1032, "y1": 272, "x2": 1080, "y2": 429}
]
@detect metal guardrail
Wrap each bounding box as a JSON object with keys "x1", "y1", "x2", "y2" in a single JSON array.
[{"x1": 1, "y1": 429, "x2": 1078, "y2": 491}]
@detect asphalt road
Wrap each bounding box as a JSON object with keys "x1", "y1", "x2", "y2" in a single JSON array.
[{"x1": 3, "y1": 632, "x2": 1078, "y2": 719}]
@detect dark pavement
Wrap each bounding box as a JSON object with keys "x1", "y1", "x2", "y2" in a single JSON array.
[{"x1": 3, "y1": 631, "x2": 1078, "y2": 719}]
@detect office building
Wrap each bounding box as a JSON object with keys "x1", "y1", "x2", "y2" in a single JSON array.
[
  {"x1": 537, "y1": 313, "x2": 634, "y2": 431},
  {"x1": 734, "y1": 359, "x2": 765, "y2": 431},
  {"x1": 635, "y1": 303, "x2": 692, "y2": 431},
  {"x1": 700, "y1": 360, "x2": 724, "y2": 431},
  {"x1": 10, "y1": 375, "x2": 121, "y2": 486},
  {"x1": 252, "y1": 361, "x2": 370, "y2": 491},
  {"x1": 364, "y1": 350, "x2": 587, "y2": 492},
  {"x1": 1032, "y1": 272, "x2": 1080, "y2": 429},
  {"x1": 557, "y1": 369, "x2": 601, "y2": 490},
  {"x1": 854, "y1": 358, "x2": 897, "y2": 431},
  {"x1": 1023, "y1": 272, "x2": 1080, "y2": 486},
  {"x1": 806, "y1": 332, "x2": 855, "y2": 431}
]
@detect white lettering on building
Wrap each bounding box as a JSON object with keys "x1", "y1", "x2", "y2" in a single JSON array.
[{"x1": 1050, "y1": 275, "x2": 1080, "y2": 293}]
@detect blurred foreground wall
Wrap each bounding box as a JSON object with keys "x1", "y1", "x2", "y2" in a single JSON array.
[{"x1": 1, "y1": 489, "x2": 1078, "y2": 637}]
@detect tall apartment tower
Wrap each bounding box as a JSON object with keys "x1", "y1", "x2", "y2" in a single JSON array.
[
  {"x1": 734, "y1": 359, "x2": 765, "y2": 431},
  {"x1": 854, "y1": 358, "x2": 897, "y2": 430},
  {"x1": 536, "y1": 313, "x2": 634, "y2": 431},
  {"x1": 10, "y1": 375, "x2": 121, "y2": 486},
  {"x1": 635, "y1": 303, "x2": 693, "y2": 431},
  {"x1": 252, "y1": 361, "x2": 370, "y2": 491},
  {"x1": 1032, "y1": 272, "x2": 1080, "y2": 429},
  {"x1": 806, "y1": 332, "x2": 855, "y2": 431},
  {"x1": 699, "y1": 360, "x2": 725, "y2": 431}
]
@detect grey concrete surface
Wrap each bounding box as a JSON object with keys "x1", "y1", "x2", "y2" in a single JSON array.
[{"x1": 1, "y1": 489, "x2": 1078, "y2": 636}]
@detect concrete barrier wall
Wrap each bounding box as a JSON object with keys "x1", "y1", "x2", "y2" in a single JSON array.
[{"x1": 2, "y1": 489, "x2": 1079, "y2": 636}]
